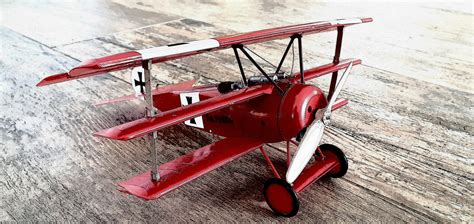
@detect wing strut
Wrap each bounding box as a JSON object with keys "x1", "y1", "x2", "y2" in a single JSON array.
[
  {"x1": 232, "y1": 46, "x2": 247, "y2": 86},
  {"x1": 296, "y1": 34, "x2": 304, "y2": 84},
  {"x1": 234, "y1": 45, "x2": 284, "y2": 94},
  {"x1": 275, "y1": 36, "x2": 296, "y2": 75},
  {"x1": 142, "y1": 59, "x2": 160, "y2": 182},
  {"x1": 328, "y1": 26, "x2": 344, "y2": 101}
]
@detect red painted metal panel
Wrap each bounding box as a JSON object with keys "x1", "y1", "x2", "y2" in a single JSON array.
[
  {"x1": 94, "y1": 85, "x2": 273, "y2": 140},
  {"x1": 119, "y1": 137, "x2": 263, "y2": 200}
]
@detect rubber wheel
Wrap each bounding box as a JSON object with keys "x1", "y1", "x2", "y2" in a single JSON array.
[
  {"x1": 318, "y1": 144, "x2": 348, "y2": 178},
  {"x1": 263, "y1": 178, "x2": 299, "y2": 217}
]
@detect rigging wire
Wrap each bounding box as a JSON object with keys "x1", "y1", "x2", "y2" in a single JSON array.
[
  {"x1": 242, "y1": 41, "x2": 296, "y2": 77},
  {"x1": 243, "y1": 46, "x2": 278, "y2": 69}
]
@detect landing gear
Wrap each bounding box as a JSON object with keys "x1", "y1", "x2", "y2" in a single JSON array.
[
  {"x1": 261, "y1": 143, "x2": 348, "y2": 217},
  {"x1": 318, "y1": 144, "x2": 348, "y2": 178},
  {"x1": 263, "y1": 178, "x2": 299, "y2": 217}
]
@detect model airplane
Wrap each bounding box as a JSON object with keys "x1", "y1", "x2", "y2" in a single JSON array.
[{"x1": 38, "y1": 17, "x2": 372, "y2": 217}]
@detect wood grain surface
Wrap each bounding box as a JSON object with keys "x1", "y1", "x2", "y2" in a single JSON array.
[{"x1": 0, "y1": 1, "x2": 472, "y2": 222}]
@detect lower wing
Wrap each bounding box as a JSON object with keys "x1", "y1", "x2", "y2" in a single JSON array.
[{"x1": 119, "y1": 137, "x2": 263, "y2": 200}]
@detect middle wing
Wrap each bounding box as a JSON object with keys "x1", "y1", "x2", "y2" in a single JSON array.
[
  {"x1": 95, "y1": 84, "x2": 273, "y2": 140},
  {"x1": 290, "y1": 58, "x2": 361, "y2": 82}
]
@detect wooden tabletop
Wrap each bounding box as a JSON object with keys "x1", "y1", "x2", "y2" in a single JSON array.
[{"x1": 0, "y1": 1, "x2": 472, "y2": 222}]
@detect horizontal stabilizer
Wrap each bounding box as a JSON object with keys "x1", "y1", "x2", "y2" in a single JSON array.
[
  {"x1": 94, "y1": 80, "x2": 196, "y2": 107},
  {"x1": 95, "y1": 85, "x2": 273, "y2": 140},
  {"x1": 119, "y1": 137, "x2": 263, "y2": 200}
]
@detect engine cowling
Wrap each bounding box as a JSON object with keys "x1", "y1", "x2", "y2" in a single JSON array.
[{"x1": 278, "y1": 84, "x2": 327, "y2": 141}]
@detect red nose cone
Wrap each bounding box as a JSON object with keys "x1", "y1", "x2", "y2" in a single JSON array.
[{"x1": 278, "y1": 84, "x2": 327, "y2": 140}]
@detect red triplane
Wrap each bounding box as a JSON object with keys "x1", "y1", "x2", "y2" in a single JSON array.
[{"x1": 38, "y1": 17, "x2": 372, "y2": 217}]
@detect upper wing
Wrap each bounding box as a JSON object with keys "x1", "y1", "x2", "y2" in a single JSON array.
[
  {"x1": 95, "y1": 84, "x2": 273, "y2": 140},
  {"x1": 216, "y1": 18, "x2": 372, "y2": 47},
  {"x1": 37, "y1": 18, "x2": 372, "y2": 86},
  {"x1": 119, "y1": 137, "x2": 263, "y2": 200}
]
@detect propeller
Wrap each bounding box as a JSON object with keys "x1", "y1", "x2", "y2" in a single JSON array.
[{"x1": 286, "y1": 62, "x2": 353, "y2": 184}]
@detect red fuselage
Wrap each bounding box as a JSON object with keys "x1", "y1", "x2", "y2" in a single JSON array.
[{"x1": 153, "y1": 81, "x2": 328, "y2": 143}]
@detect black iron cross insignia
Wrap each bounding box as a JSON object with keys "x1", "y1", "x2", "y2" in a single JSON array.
[
  {"x1": 186, "y1": 96, "x2": 196, "y2": 124},
  {"x1": 134, "y1": 71, "x2": 146, "y2": 94}
]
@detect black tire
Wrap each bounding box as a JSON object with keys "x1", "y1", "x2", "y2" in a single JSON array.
[
  {"x1": 319, "y1": 144, "x2": 348, "y2": 178},
  {"x1": 263, "y1": 178, "x2": 299, "y2": 217}
]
